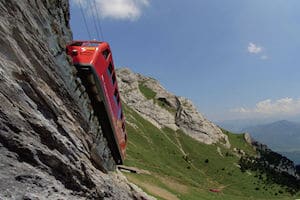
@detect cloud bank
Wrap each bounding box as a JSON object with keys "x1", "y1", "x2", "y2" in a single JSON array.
[
  {"x1": 231, "y1": 97, "x2": 300, "y2": 118},
  {"x1": 73, "y1": 0, "x2": 149, "y2": 20}
]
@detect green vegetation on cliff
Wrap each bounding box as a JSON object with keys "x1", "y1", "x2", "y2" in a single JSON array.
[
  {"x1": 138, "y1": 82, "x2": 176, "y2": 113},
  {"x1": 123, "y1": 104, "x2": 299, "y2": 200},
  {"x1": 138, "y1": 83, "x2": 156, "y2": 100}
]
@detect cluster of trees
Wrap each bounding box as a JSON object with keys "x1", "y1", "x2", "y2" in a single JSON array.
[{"x1": 239, "y1": 153, "x2": 300, "y2": 195}]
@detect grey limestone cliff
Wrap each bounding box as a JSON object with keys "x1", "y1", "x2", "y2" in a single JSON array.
[
  {"x1": 117, "y1": 68, "x2": 230, "y2": 147},
  {"x1": 0, "y1": 1, "x2": 154, "y2": 199}
]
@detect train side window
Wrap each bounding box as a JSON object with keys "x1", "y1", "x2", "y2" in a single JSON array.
[
  {"x1": 117, "y1": 95, "x2": 120, "y2": 104},
  {"x1": 102, "y1": 49, "x2": 110, "y2": 59},
  {"x1": 118, "y1": 109, "x2": 122, "y2": 119},
  {"x1": 112, "y1": 72, "x2": 116, "y2": 85},
  {"x1": 122, "y1": 122, "x2": 126, "y2": 133},
  {"x1": 120, "y1": 111, "x2": 124, "y2": 120},
  {"x1": 107, "y1": 63, "x2": 113, "y2": 76},
  {"x1": 114, "y1": 89, "x2": 120, "y2": 105}
]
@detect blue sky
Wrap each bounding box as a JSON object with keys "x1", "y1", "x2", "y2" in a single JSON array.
[{"x1": 70, "y1": 0, "x2": 300, "y2": 121}]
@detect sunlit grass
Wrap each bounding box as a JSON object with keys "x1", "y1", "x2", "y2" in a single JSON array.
[{"x1": 123, "y1": 104, "x2": 299, "y2": 200}]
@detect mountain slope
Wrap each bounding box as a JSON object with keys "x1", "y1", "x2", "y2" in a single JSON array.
[
  {"x1": 117, "y1": 68, "x2": 300, "y2": 200},
  {"x1": 117, "y1": 68, "x2": 230, "y2": 147},
  {"x1": 242, "y1": 120, "x2": 300, "y2": 164},
  {"x1": 122, "y1": 103, "x2": 298, "y2": 200},
  {"x1": 1, "y1": 0, "x2": 297, "y2": 199},
  {"x1": 280, "y1": 151, "x2": 300, "y2": 166},
  {"x1": 242, "y1": 120, "x2": 300, "y2": 150}
]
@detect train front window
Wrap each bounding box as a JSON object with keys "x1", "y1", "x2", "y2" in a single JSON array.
[
  {"x1": 102, "y1": 49, "x2": 110, "y2": 59},
  {"x1": 118, "y1": 109, "x2": 122, "y2": 119},
  {"x1": 114, "y1": 89, "x2": 120, "y2": 106},
  {"x1": 71, "y1": 42, "x2": 83, "y2": 46},
  {"x1": 107, "y1": 63, "x2": 113, "y2": 76},
  {"x1": 112, "y1": 73, "x2": 116, "y2": 85},
  {"x1": 120, "y1": 111, "x2": 124, "y2": 120}
]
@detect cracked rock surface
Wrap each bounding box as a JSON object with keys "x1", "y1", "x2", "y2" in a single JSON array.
[
  {"x1": 0, "y1": 1, "x2": 154, "y2": 199},
  {"x1": 117, "y1": 68, "x2": 230, "y2": 147}
]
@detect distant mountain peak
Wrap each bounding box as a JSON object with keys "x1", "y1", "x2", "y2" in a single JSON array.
[
  {"x1": 271, "y1": 120, "x2": 295, "y2": 125},
  {"x1": 242, "y1": 120, "x2": 300, "y2": 165}
]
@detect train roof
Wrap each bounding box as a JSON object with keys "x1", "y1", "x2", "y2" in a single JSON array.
[{"x1": 68, "y1": 40, "x2": 108, "y2": 47}]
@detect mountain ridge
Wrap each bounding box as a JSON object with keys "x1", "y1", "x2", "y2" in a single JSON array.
[
  {"x1": 117, "y1": 68, "x2": 300, "y2": 199},
  {"x1": 242, "y1": 120, "x2": 300, "y2": 165},
  {"x1": 242, "y1": 120, "x2": 300, "y2": 151},
  {"x1": 117, "y1": 67, "x2": 230, "y2": 148},
  {"x1": 0, "y1": 1, "x2": 299, "y2": 199}
]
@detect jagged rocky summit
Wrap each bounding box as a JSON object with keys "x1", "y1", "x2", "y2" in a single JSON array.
[
  {"x1": 0, "y1": 1, "x2": 154, "y2": 199},
  {"x1": 117, "y1": 68, "x2": 230, "y2": 148}
]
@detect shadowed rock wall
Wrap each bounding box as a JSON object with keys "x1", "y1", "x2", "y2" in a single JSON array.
[{"x1": 0, "y1": 1, "x2": 153, "y2": 199}]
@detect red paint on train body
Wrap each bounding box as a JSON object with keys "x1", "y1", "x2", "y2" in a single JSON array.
[{"x1": 66, "y1": 41, "x2": 127, "y2": 163}]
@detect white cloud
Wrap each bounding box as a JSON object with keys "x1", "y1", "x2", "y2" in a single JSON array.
[
  {"x1": 72, "y1": 0, "x2": 149, "y2": 21},
  {"x1": 231, "y1": 98, "x2": 300, "y2": 117},
  {"x1": 247, "y1": 42, "x2": 263, "y2": 54}
]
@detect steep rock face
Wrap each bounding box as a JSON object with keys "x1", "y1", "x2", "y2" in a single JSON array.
[
  {"x1": 244, "y1": 132, "x2": 252, "y2": 145},
  {"x1": 117, "y1": 68, "x2": 177, "y2": 130},
  {"x1": 0, "y1": 1, "x2": 153, "y2": 199},
  {"x1": 175, "y1": 97, "x2": 229, "y2": 146},
  {"x1": 117, "y1": 68, "x2": 230, "y2": 147}
]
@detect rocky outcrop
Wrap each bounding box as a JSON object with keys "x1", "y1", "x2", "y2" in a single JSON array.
[
  {"x1": 244, "y1": 132, "x2": 252, "y2": 145},
  {"x1": 117, "y1": 68, "x2": 230, "y2": 147},
  {"x1": 0, "y1": 1, "x2": 153, "y2": 199},
  {"x1": 117, "y1": 68, "x2": 177, "y2": 130},
  {"x1": 175, "y1": 97, "x2": 229, "y2": 147}
]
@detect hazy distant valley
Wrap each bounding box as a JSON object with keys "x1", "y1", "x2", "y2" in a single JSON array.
[{"x1": 218, "y1": 119, "x2": 300, "y2": 165}]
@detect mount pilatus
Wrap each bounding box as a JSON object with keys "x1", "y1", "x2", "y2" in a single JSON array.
[
  {"x1": 0, "y1": 1, "x2": 299, "y2": 200},
  {"x1": 117, "y1": 68, "x2": 230, "y2": 148}
]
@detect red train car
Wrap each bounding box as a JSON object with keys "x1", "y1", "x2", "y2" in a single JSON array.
[{"x1": 66, "y1": 41, "x2": 127, "y2": 164}]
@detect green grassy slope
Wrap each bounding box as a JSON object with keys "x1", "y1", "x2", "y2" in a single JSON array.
[{"x1": 123, "y1": 104, "x2": 299, "y2": 200}]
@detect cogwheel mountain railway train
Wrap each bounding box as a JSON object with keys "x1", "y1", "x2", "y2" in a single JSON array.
[{"x1": 66, "y1": 41, "x2": 127, "y2": 166}]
